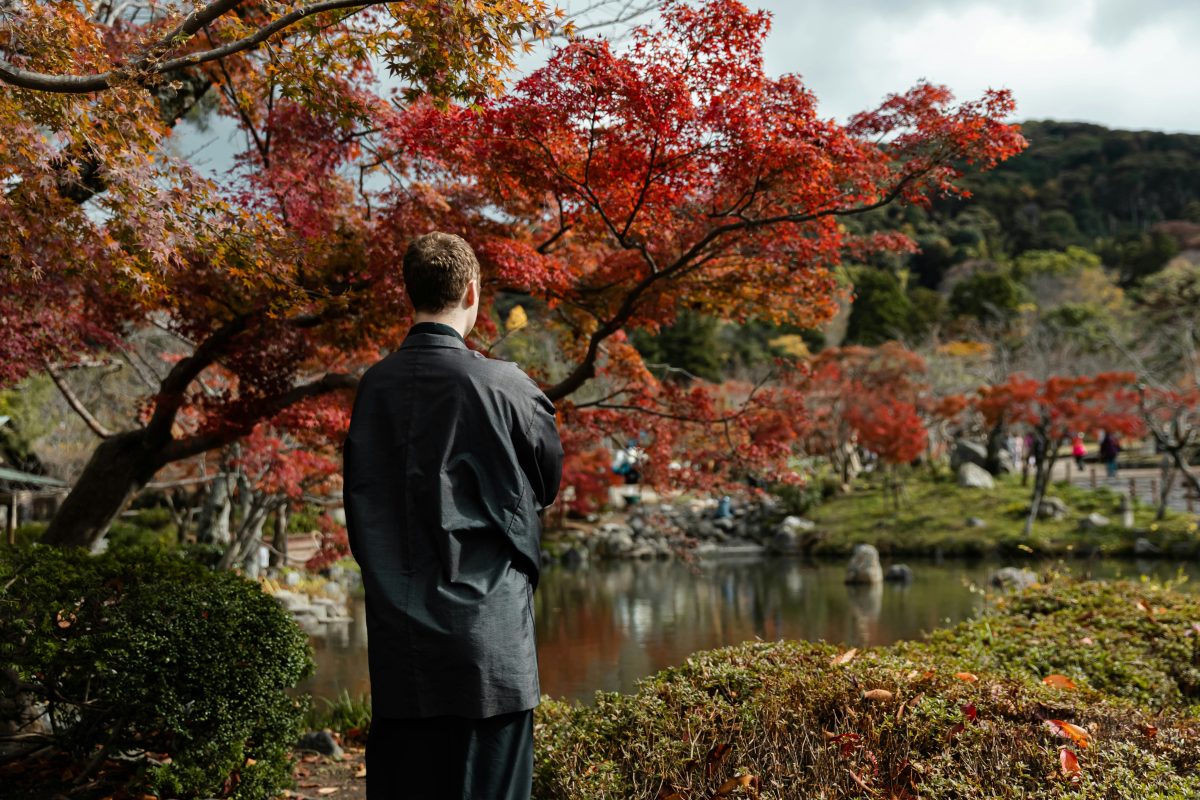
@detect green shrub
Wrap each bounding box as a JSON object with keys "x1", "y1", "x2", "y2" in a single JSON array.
[
  {"x1": 0, "y1": 545, "x2": 314, "y2": 799},
  {"x1": 533, "y1": 578, "x2": 1200, "y2": 798},
  {"x1": 9, "y1": 521, "x2": 46, "y2": 546}
]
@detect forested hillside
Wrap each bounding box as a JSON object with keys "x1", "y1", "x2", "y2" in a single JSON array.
[{"x1": 636, "y1": 121, "x2": 1200, "y2": 371}]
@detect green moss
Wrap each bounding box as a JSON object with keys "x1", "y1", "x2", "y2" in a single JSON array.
[
  {"x1": 533, "y1": 577, "x2": 1200, "y2": 798},
  {"x1": 806, "y1": 472, "x2": 1200, "y2": 559}
]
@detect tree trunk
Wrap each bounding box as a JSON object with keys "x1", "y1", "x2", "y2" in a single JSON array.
[
  {"x1": 40, "y1": 431, "x2": 165, "y2": 548},
  {"x1": 270, "y1": 507, "x2": 288, "y2": 569},
  {"x1": 1157, "y1": 457, "x2": 1177, "y2": 521},
  {"x1": 984, "y1": 421, "x2": 1006, "y2": 475},
  {"x1": 196, "y1": 474, "x2": 232, "y2": 546}
]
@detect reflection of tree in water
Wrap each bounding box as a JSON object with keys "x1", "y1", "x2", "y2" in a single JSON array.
[
  {"x1": 303, "y1": 558, "x2": 1200, "y2": 705},
  {"x1": 533, "y1": 559, "x2": 984, "y2": 700}
]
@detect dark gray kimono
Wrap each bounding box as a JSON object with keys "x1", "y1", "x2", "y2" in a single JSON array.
[{"x1": 343, "y1": 323, "x2": 563, "y2": 719}]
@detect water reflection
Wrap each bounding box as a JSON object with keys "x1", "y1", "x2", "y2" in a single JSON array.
[{"x1": 301, "y1": 557, "x2": 1199, "y2": 705}]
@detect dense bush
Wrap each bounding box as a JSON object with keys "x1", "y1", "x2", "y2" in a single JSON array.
[
  {"x1": 0, "y1": 545, "x2": 313, "y2": 799},
  {"x1": 534, "y1": 577, "x2": 1200, "y2": 799}
]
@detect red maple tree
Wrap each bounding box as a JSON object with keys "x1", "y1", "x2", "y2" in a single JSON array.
[
  {"x1": 977, "y1": 373, "x2": 1144, "y2": 533},
  {"x1": 5, "y1": 0, "x2": 1025, "y2": 549}
]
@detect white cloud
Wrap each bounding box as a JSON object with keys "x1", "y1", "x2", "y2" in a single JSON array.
[{"x1": 756, "y1": 0, "x2": 1200, "y2": 132}]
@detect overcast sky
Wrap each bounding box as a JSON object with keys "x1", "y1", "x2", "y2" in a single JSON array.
[{"x1": 753, "y1": 0, "x2": 1199, "y2": 133}]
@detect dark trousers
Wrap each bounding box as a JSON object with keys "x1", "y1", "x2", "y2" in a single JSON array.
[{"x1": 366, "y1": 710, "x2": 533, "y2": 800}]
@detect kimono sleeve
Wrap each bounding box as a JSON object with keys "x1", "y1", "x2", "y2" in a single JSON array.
[{"x1": 514, "y1": 379, "x2": 564, "y2": 510}]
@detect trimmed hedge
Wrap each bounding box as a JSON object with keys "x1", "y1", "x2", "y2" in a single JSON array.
[
  {"x1": 533, "y1": 577, "x2": 1200, "y2": 799},
  {"x1": 0, "y1": 545, "x2": 313, "y2": 799}
]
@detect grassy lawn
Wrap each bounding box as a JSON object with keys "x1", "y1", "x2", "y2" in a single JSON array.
[{"x1": 806, "y1": 469, "x2": 1200, "y2": 559}]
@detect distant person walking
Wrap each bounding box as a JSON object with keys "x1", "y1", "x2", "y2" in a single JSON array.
[
  {"x1": 1071, "y1": 432, "x2": 1087, "y2": 472},
  {"x1": 1099, "y1": 432, "x2": 1121, "y2": 478},
  {"x1": 344, "y1": 232, "x2": 563, "y2": 800}
]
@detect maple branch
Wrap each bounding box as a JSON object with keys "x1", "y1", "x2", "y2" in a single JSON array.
[
  {"x1": 162, "y1": 372, "x2": 358, "y2": 461},
  {"x1": 0, "y1": 0, "x2": 380, "y2": 93},
  {"x1": 43, "y1": 359, "x2": 115, "y2": 439},
  {"x1": 144, "y1": 316, "x2": 250, "y2": 440},
  {"x1": 545, "y1": 168, "x2": 930, "y2": 402}
]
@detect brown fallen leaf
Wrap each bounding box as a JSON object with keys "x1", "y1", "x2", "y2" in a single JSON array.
[
  {"x1": 713, "y1": 774, "x2": 759, "y2": 798},
  {"x1": 954, "y1": 672, "x2": 979, "y2": 683},
  {"x1": 830, "y1": 648, "x2": 858, "y2": 667},
  {"x1": 317, "y1": 788, "x2": 339, "y2": 796},
  {"x1": 705, "y1": 743, "x2": 732, "y2": 780},
  {"x1": 354, "y1": 765, "x2": 367, "y2": 779},
  {"x1": 1141, "y1": 724, "x2": 1158, "y2": 739},
  {"x1": 862, "y1": 689, "x2": 894, "y2": 702},
  {"x1": 1042, "y1": 674, "x2": 1077, "y2": 691}
]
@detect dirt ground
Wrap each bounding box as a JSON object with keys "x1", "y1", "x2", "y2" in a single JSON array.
[{"x1": 283, "y1": 745, "x2": 366, "y2": 800}]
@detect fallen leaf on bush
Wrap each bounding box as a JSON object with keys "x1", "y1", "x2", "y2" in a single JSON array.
[
  {"x1": 706, "y1": 743, "x2": 732, "y2": 779},
  {"x1": 862, "y1": 689, "x2": 893, "y2": 702},
  {"x1": 354, "y1": 765, "x2": 367, "y2": 779},
  {"x1": 1078, "y1": 636, "x2": 1094, "y2": 645},
  {"x1": 824, "y1": 731, "x2": 862, "y2": 757},
  {"x1": 56, "y1": 611, "x2": 76, "y2": 629},
  {"x1": 946, "y1": 722, "x2": 965, "y2": 742},
  {"x1": 895, "y1": 692, "x2": 924, "y2": 722},
  {"x1": 830, "y1": 648, "x2": 858, "y2": 666},
  {"x1": 713, "y1": 774, "x2": 759, "y2": 797},
  {"x1": 1042, "y1": 674, "x2": 1077, "y2": 690},
  {"x1": 954, "y1": 672, "x2": 979, "y2": 683},
  {"x1": 1045, "y1": 720, "x2": 1090, "y2": 749},
  {"x1": 962, "y1": 703, "x2": 977, "y2": 722},
  {"x1": 1059, "y1": 747, "x2": 1081, "y2": 780},
  {"x1": 1141, "y1": 724, "x2": 1158, "y2": 738}
]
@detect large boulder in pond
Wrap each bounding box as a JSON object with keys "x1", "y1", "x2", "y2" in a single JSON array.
[
  {"x1": 957, "y1": 463, "x2": 995, "y2": 490},
  {"x1": 950, "y1": 440, "x2": 988, "y2": 472},
  {"x1": 845, "y1": 544, "x2": 883, "y2": 585},
  {"x1": 988, "y1": 567, "x2": 1037, "y2": 591},
  {"x1": 1134, "y1": 537, "x2": 1162, "y2": 556}
]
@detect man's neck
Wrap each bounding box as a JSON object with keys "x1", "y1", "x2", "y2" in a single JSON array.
[{"x1": 412, "y1": 313, "x2": 469, "y2": 339}]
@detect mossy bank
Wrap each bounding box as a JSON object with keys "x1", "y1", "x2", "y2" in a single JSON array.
[
  {"x1": 532, "y1": 576, "x2": 1200, "y2": 798},
  {"x1": 804, "y1": 471, "x2": 1200, "y2": 560}
]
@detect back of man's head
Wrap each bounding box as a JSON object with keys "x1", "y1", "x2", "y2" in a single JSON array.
[{"x1": 403, "y1": 232, "x2": 480, "y2": 312}]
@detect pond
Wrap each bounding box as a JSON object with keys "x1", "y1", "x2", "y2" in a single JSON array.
[{"x1": 301, "y1": 556, "x2": 1200, "y2": 705}]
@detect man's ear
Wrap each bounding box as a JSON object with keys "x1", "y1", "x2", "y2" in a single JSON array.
[{"x1": 463, "y1": 278, "x2": 478, "y2": 309}]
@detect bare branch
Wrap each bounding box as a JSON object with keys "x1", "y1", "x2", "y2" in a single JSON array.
[{"x1": 43, "y1": 359, "x2": 115, "y2": 439}]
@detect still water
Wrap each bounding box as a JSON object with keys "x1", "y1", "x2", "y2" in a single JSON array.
[{"x1": 302, "y1": 557, "x2": 1200, "y2": 705}]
